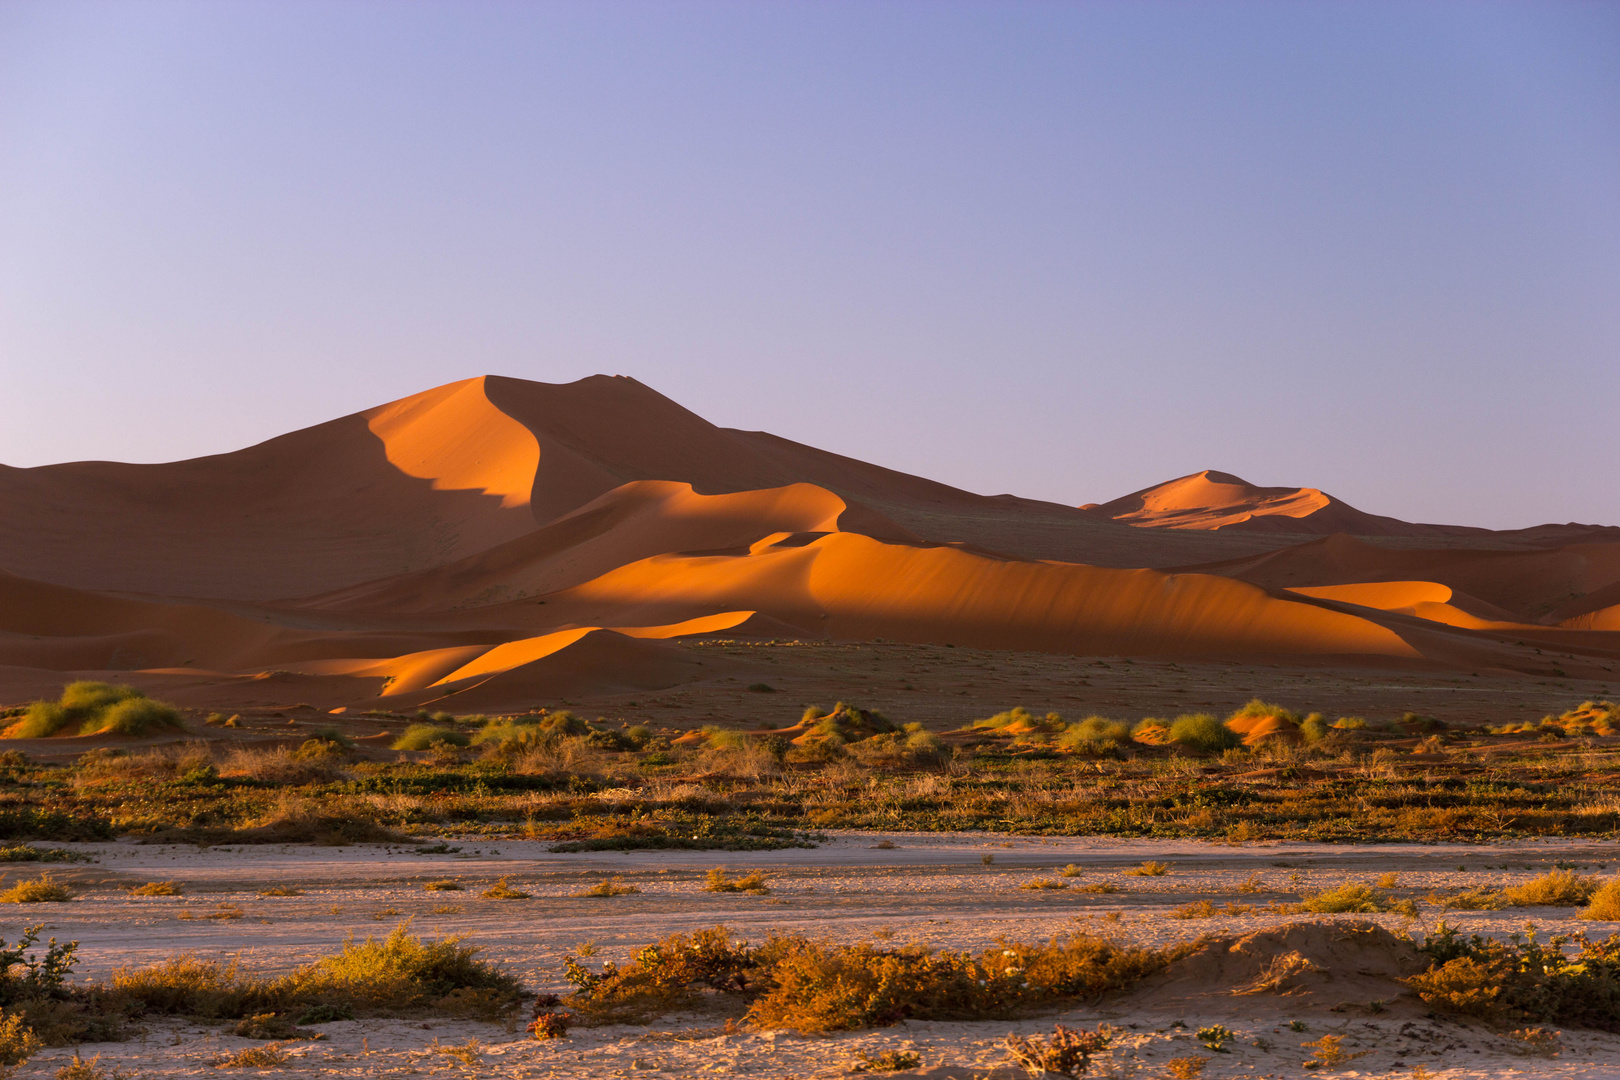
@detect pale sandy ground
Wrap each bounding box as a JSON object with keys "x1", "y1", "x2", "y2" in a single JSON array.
[{"x1": 8, "y1": 833, "x2": 1620, "y2": 1078}]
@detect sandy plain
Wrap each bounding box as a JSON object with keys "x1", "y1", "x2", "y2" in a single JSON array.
[{"x1": 6, "y1": 833, "x2": 1620, "y2": 1078}]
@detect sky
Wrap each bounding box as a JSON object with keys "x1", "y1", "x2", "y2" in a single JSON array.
[{"x1": 1, "y1": 1, "x2": 1616, "y2": 529}]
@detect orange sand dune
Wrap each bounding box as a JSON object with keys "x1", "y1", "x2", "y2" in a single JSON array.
[
  {"x1": 1286, "y1": 582, "x2": 1526, "y2": 629},
  {"x1": 1083, "y1": 470, "x2": 1620, "y2": 544},
  {"x1": 299, "y1": 480, "x2": 917, "y2": 612},
  {"x1": 544, "y1": 531, "x2": 1421, "y2": 659}
]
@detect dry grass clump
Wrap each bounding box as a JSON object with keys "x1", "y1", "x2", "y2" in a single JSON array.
[
  {"x1": 574, "y1": 878, "x2": 641, "y2": 898},
  {"x1": 1060, "y1": 864, "x2": 1083, "y2": 878},
  {"x1": 142, "y1": 795, "x2": 400, "y2": 847},
  {"x1": 1125, "y1": 861, "x2": 1170, "y2": 877},
  {"x1": 423, "y1": 880, "x2": 462, "y2": 892},
  {"x1": 0, "y1": 1010, "x2": 42, "y2": 1069},
  {"x1": 111, "y1": 924, "x2": 521, "y2": 1020},
  {"x1": 1168, "y1": 900, "x2": 1254, "y2": 919},
  {"x1": 1003, "y1": 1024, "x2": 1111, "y2": 1077},
  {"x1": 0, "y1": 876, "x2": 73, "y2": 904},
  {"x1": 1076, "y1": 882, "x2": 1119, "y2": 894},
  {"x1": 562, "y1": 925, "x2": 1186, "y2": 1033},
  {"x1": 1501, "y1": 870, "x2": 1600, "y2": 908},
  {"x1": 704, "y1": 868, "x2": 769, "y2": 894},
  {"x1": 1166, "y1": 714, "x2": 1239, "y2": 755},
  {"x1": 74, "y1": 744, "x2": 213, "y2": 785},
  {"x1": 218, "y1": 746, "x2": 345, "y2": 786},
  {"x1": 480, "y1": 877, "x2": 531, "y2": 899},
  {"x1": 1296, "y1": 883, "x2": 1417, "y2": 916},
  {"x1": 0, "y1": 846, "x2": 87, "y2": 865},
  {"x1": 1428, "y1": 887, "x2": 1505, "y2": 911},
  {"x1": 128, "y1": 881, "x2": 182, "y2": 897},
  {"x1": 1021, "y1": 878, "x2": 1068, "y2": 891},
  {"x1": 258, "y1": 886, "x2": 303, "y2": 897},
  {"x1": 211, "y1": 1043, "x2": 292, "y2": 1068},
  {"x1": 1581, "y1": 880, "x2": 1620, "y2": 921}
]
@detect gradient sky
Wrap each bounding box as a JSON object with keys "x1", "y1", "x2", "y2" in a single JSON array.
[{"x1": 2, "y1": 1, "x2": 1616, "y2": 529}]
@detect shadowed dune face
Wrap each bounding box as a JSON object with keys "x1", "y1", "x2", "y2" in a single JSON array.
[{"x1": 0, "y1": 374, "x2": 1617, "y2": 712}]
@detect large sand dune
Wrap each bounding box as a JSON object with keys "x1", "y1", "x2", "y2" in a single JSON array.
[{"x1": 2, "y1": 375, "x2": 1617, "y2": 712}]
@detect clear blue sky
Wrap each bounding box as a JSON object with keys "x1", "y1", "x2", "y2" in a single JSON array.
[{"x1": 2, "y1": 1, "x2": 1616, "y2": 529}]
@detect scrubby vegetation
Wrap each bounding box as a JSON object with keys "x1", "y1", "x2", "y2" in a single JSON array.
[
  {"x1": 558, "y1": 925, "x2": 1188, "y2": 1032},
  {"x1": 0, "y1": 687, "x2": 1616, "y2": 848},
  {"x1": 1412, "y1": 923, "x2": 1620, "y2": 1031}
]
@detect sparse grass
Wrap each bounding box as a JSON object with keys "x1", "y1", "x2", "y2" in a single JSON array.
[
  {"x1": 53, "y1": 1050, "x2": 132, "y2": 1080},
  {"x1": 211, "y1": 1043, "x2": 292, "y2": 1068},
  {"x1": 1002, "y1": 1025, "x2": 1110, "y2": 1077},
  {"x1": 704, "y1": 868, "x2": 769, "y2": 894},
  {"x1": 423, "y1": 880, "x2": 463, "y2": 892},
  {"x1": 1060, "y1": 864, "x2": 1083, "y2": 877},
  {"x1": 179, "y1": 902, "x2": 244, "y2": 920},
  {"x1": 431, "y1": 904, "x2": 463, "y2": 915},
  {"x1": 1428, "y1": 887, "x2": 1505, "y2": 911},
  {"x1": 1168, "y1": 900, "x2": 1254, "y2": 919},
  {"x1": 1021, "y1": 878, "x2": 1068, "y2": 891},
  {"x1": 574, "y1": 878, "x2": 641, "y2": 898},
  {"x1": 480, "y1": 877, "x2": 531, "y2": 899},
  {"x1": 0, "y1": 846, "x2": 88, "y2": 864},
  {"x1": 258, "y1": 886, "x2": 304, "y2": 897},
  {"x1": 1076, "y1": 882, "x2": 1118, "y2": 894},
  {"x1": 435, "y1": 1037, "x2": 483, "y2": 1065},
  {"x1": 1125, "y1": 861, "x2": 1170, "y2": 876},
  {"x1": 1296, "y1": 884, "x2": 1416, "y2": 916},
  {"x1": 0, "y1": 876, "x2": 72, "y2": 904},
  {"x1": 1501, "y1": 869, "x2": 1599, "y2": 907},
  {"x1": 1166, "y1": 1055, "x2": 1208, "y2": 1078},
  {"x1": 1301, "y1": 1034, "x2": 1366, "y2": 1068},
  {"x1": 851, "y1": 1048, "x2": 923, "y2": 1072},
  {"x1": 129, "y1": 881, "x2": 182, "y2": 896}
]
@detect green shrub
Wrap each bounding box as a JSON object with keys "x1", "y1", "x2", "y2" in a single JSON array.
[
  {"x1": 3, "y1": 704, "x2": 70, "y2": 740},
  {"x1": 1057, "y1": 717, "x2": 1131, "y2": 751},
  {"x1": 1300, "y1": 713, "x2": 1331, "y2": 742},
  {"x1": 392, "y1": 726, "x2": 470, "y2": 751},
  {"x1": 1297, "y1": 884, "x2": 1414, "y2": 915},
  {"x1": 81, "y1": 697, "x2": 183, "y2": 737},
  {"x1": 1167, "y1": 714, "x2": 1239, "y2": 755}
]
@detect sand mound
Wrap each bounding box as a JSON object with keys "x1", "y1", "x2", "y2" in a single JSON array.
[
  {"x1": 1127, "y1": 921, "x2": 1427, "y2": 1015},
  {"x1": 1225, "y1": 713, "x2": 1302, "y2": 745},
  {"x1": 1081, "y1": 471, "x2": 1426, "y2": 536}
]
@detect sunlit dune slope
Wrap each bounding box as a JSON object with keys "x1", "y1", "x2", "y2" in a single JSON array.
[
  {"x1": 299, "y1": 480, "x2": 918, "y2": 612},
  {"x1": 548, "y1": 532, "x2": 1420, "y2": 659}
]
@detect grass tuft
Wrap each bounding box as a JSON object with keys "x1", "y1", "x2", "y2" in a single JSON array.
[
  {"x1": 0, "y1": 876, "x2": 73, "y2": 904},
  {"x1": 704, "y1": 868, "x2": 769, "y2": 894}
]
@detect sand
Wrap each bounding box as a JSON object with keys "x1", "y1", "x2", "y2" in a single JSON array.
[{"x1": 10, "y1": 833, "x2": 1620, "y2": 1078}]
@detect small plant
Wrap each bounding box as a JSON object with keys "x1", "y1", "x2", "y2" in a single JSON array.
[
  {"x1": 1125, "y1": 861, "x2": 1170, "y2": 877},
  {"x1": 211, "y1": 1043, "x2": 292, "y2": 1068},
  {"x1": 294, "y1": 1003, "x2": 352, "y2": 1024},
  {"x1": 574, "y1": 878, "x2": 641, "y2": 898},
  {"x1": 233, "y1": 1012, "x2": 302, "y2": 1039},
  {"x1": 851, "y1": 1048, "x2": 922, "y2": 1072},
  {"x1": 1165, "y1": 1056, "x2": 1208, "y2": 1079},
  {"x1": 435, "y1": 1037, "x2": 483, "y2": 1065},
  {"x1": 1060, "y1": 864, "x2": 1083, "y2": 877},
  {"x1": 1077, "y1": 882, "x2": 1118, "y2": 894},
  {"x1": 258, "y1": 886, "x2": 303, "y2": 897},
  {"x1": 1021, "y1": 878, "x2": 1068, "y2": 891},
  {"x1": 423, "y1": 880, "x2": 463, "y2": 892},
  {"x1": 1376, "y1": 872, "x2": 1399, "y2": 888},
  {"x1": 981, "y1": 853, "x2": 995, "y2": 865},
  {"x1": 481, "y1": 877, "x2": 531, "y2": 899},
  {"x1": 1289, "y1": 1020, "x2": 1308, "y2": 1032},
  {"x1": 0, "y1": 1010, "x2": 41, "y2": 1069},
  {"x1": 704, "y1": 868, "x2": 769, "y2": 894},
  {"x1": 1237, "y1": 873, "x2": 1264, "y2": 893},
  {"x1": 1301, "y1": 1034, "x2": 1366, "y2": 1068},
  {"x1": 0, "y1": 876, "x2": 73, "y2": 904},
  {"x1": 391, "y1": 725, "x2": 470, "y2": 752},
  {"x1": 53, "y1": 1051, "x2": 132, "y2": 1080},
  {"x1": 1504, "y1": 1027, "x2": 1560, "y2": 1057},
  {"x1": 1003, "y1": 1024, "x2": 1110, "y2": 1078},
  {"x1": 1297, "y1": 883, "x2": 1416, "y2": 916},
  {"x1": 529, "y1": 1011, "x2": 571, "y2": 1039},
  {"x1": 1196, "y1": 1024, "x2": 1234, "y2": 1052},
  {"x1": 129, "y1": 881, "x2": 183, "y2": 897}
]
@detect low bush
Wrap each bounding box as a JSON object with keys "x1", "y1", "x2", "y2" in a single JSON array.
[
  {"x1": 1412, "y1": 924, "x2": 1620, "y2": 1030},
  {"x1": 1296, "y1": 884, "x2": 1416, "y2": 916},
  {"x1": 1502, "y1": 870, "x2": 1600, "y2": 908},
  {"x1": 561, "y1": 925, "x2": 1183, "y2": 1033},
  {"x1": 0, "y1": 877, "x2": 73, "y2": 904},
  {"x1": 83, "y1": 698, "x2": 183, "y2": 737},
  {"x1": 3, "y1": 682, "x2": 183, "y2": 740},
  {"x1": 1584, "y1": 881, "x2": 1620, "y2": 921},
  {"x1": 574, "y1": 878, "x2": 640, "y2": 898},
  {"x1": 1056, "y1": 717, "x2": 1132, "y2": 753},
  {"x1": 1167, "y1": 714, "x2": 1239, "y2": 756},
  {"x1": 392, "y1": 726, "x2": 470, "y2": 752},
  {"x1": 129, "y1": 881, "x2": 183, "y2": 897},
  {"x1": 1125, "y1": 861, "x2": 1170, "y2": 877},
  {"x1": 705, "y1": 869, "x2": 769, "y2": 894},
  {"x1": 1003, "y1": 1024, "x2": 1112, "y2": 1078},
  {"x1": 480, "y1": 877, "x2": 530, "y2": 899}
]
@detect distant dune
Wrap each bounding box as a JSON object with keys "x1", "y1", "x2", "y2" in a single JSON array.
[{"x1": 1, "y1": 375, "x2": 1616, "y2": 712}]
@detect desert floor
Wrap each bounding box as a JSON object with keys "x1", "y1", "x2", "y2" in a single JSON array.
[{"x1": 9, "y1": 833, "x2": 1620, "y2": 1078}]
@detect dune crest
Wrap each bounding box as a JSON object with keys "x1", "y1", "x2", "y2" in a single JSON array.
[{"x1": 365, "y1": 376, "x2": 540, "y2": 509}]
